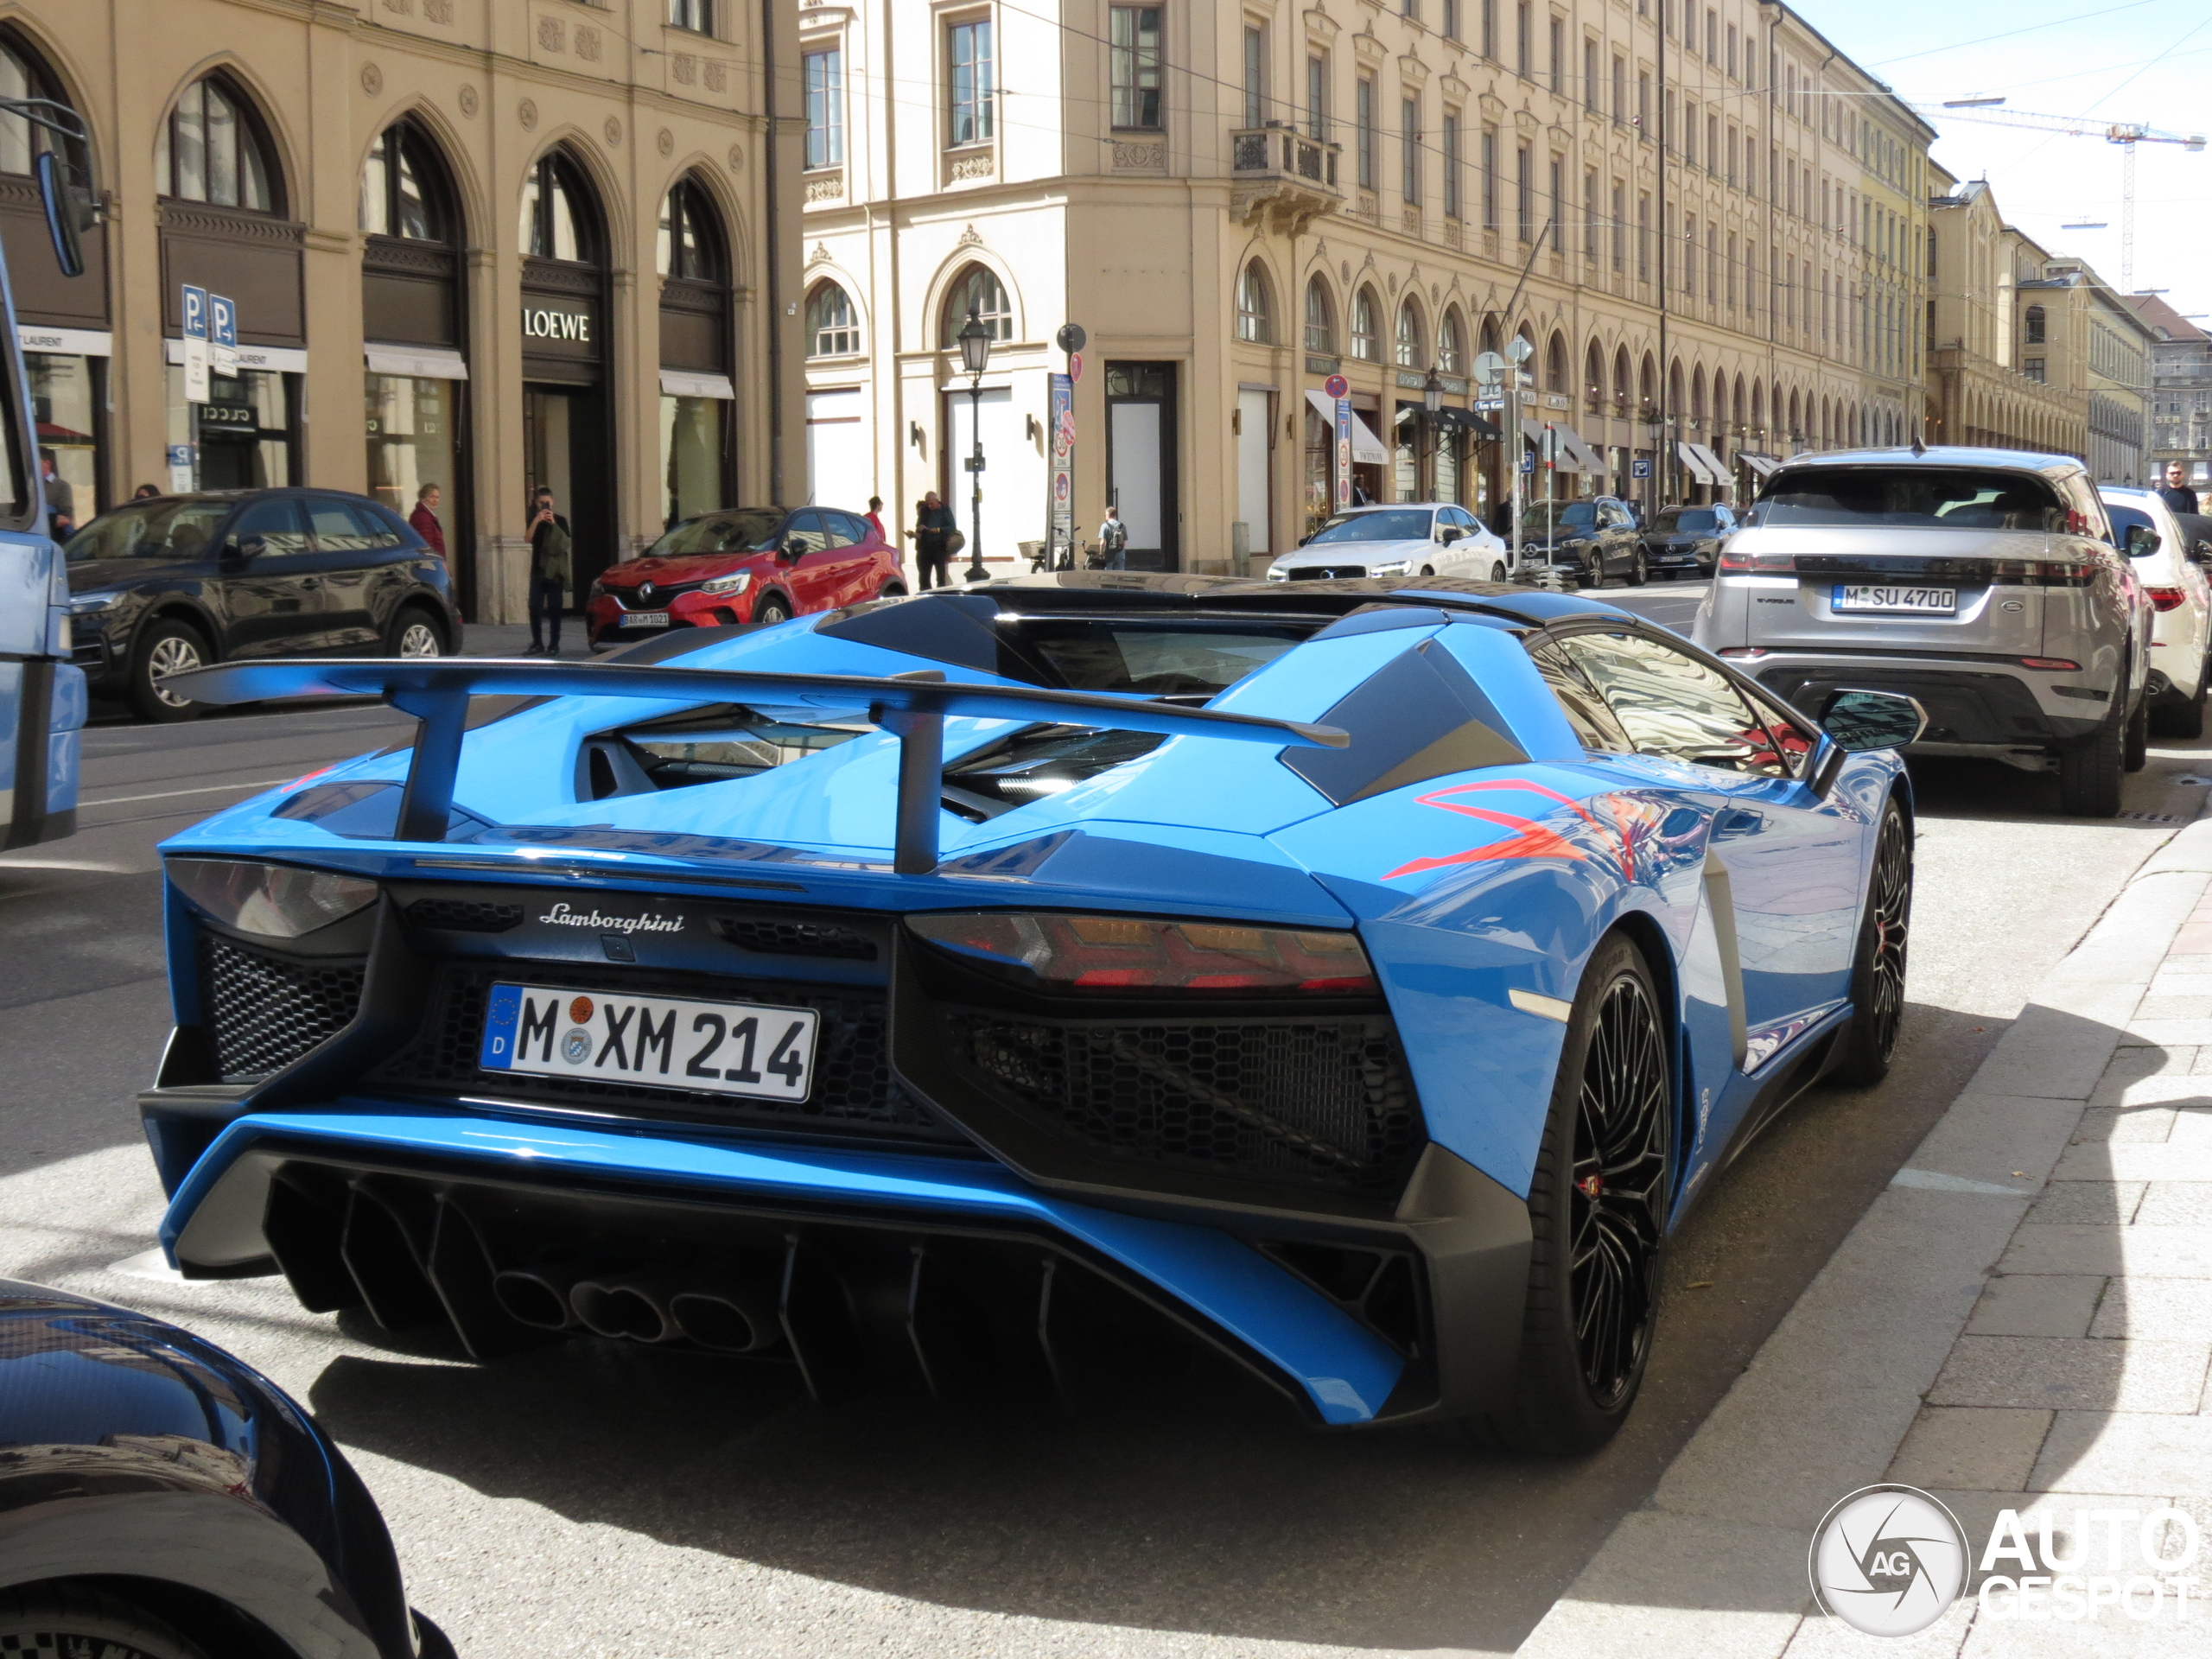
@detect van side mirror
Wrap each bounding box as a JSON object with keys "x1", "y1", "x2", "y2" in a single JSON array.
[
  {"x1": 1820, "y1": 689, "x2": 1928, "y2": 753},
  {"x1": 2126, "y1": 524, "x2": 2163, "y2": 557},
  {"x1": 34, "y1": 145, "x2": 97, "y2": 282}
]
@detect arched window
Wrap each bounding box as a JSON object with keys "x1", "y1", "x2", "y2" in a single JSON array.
[
  {"x1": 1478, "y1": 316, "x2": 1502, "y2": 361},
  {"x1": 0, "y1": 34, "x2": 73, "y2": 177},
  {"x1": 1351, "y1": 286, "x2": 1380, "y2": 360},
  {"x1": 1304, "y1": 276, "x2": 1336, "y2": 355},
  {"x1": 2024, "y1": 304, "x2": 2046, "y2": 346},
  {"x1": 944, "y1": 264, "x2": 1013, "y2": 343},
  {"x1": 1691, "y1": 366, "x2": 1707, "y2": 429},
  {"x1": 1395, "y1": 298, "x2": 1424, "y2": 367},
  {"x1": 1435, "y1": 307, "x2": 1465, "y2": 374},
  {"x1": 658, "y1": 177, "x2": 727, "y2": 281},
  {"x1": 1638, "y1": 354, "x2": 1657, "y2": 412},
  {"x1": 520, "y1": 149, "x2": 599, "y2": 264},
  {"x1": 156, "y1": 72, "x2": 276, "y2": 212},
  {"x1": 1585, "y1": 341, "x2": 1606, "y2": 410},
  {"x1": 1237, "y1": 262, "x2": 1274, "y2": 344},
  {"x1": 360, "y1": 122, "x2": 453, "y2": 242},
  {"x1": 1546, "y1": 332, "x2": 1568, "y2": 393},
  {"x1": 1613, "y1": 345, "x2": 1631, "y2": 410},
  {"x1": 807, "y1": 282, "x2": 861, "y2": 357}
]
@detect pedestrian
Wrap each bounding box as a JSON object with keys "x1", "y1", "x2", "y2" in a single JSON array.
[
  {"x1": 131, "y1": 483, "x2": 160, "y2": 500},
  {"x1": 912, "y1": 491, "x2": 956, "y2": 589},
  {"x1": 408, "y1": 481, "x2": 448, "y2": 559},
  {"x1": 1096, "y1": 504, "x2": 1129, "y2": 570},
  {"x1": 862, "y1": 495, "x2": 887, "y2": 544},
  {"x1": 523, "y1": 486, "x2": 571, "y2": 657},
  {"x1": 2157, "y1": 461, "x2": 2200, "y2": 518},
  {"x1": 36, "y1": 450, "x2": 73, "y2": 538}
]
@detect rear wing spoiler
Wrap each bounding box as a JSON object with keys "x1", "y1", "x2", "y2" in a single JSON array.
[{"x1": 166, "y1": 657, "x2": 1347, "y2": 874}]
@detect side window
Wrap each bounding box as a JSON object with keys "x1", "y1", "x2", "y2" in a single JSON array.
[
  {"x1": 1447, "y1": 507, "x2": 1478, "y2": 531},
  {"x1": 781, "y1": 509, "x2": 830, "y2": 555},
  {"x1": 306, "y1": 497, "x2": 374, "y2": 552},
  {"x1": 817, "y1": 512, "x2": 855, "y2": 549},
  {"x1": 840, "y1": 511, "x2": 879, "y2": 543},
  {"x1": 229, "y1": 498, "x2": 310, "y2": 556},
  {"x1": 1555, "y1": 629, "x2": 1794, "y2": 778},
  {"x1": 1526, "y1": 639, "x2": 1633, "y2": 752}
]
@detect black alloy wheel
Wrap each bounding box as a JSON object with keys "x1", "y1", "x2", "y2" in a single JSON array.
[
  {"x1": 1831, "y1": 798, "x2": 1913, "y2": 1086},
  {"x1": 0, "y1": 1585, "x2": 209, "y2": 1658},
  {"x1": 1487, "y1": 931, "x2": 1670, "y2": 1453}
]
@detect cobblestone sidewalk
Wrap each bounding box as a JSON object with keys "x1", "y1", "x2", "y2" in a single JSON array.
[{"x1": 1520, "y1": 811, "x2": 2212, "y2": 1658}]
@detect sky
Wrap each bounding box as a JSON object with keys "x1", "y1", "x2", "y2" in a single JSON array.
[{"x1": 1805, "y1": 0, "x2": 2212, "y2": 332}]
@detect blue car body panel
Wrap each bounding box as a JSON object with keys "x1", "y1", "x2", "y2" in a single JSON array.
[{"x1": 143, "y1": 575, "x2": 1904, "y2": 1427}]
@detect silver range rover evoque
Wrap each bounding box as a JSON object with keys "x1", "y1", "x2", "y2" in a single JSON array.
[{"x1": 1693, "y1": 446, "x2": 2154, "y2": 817}]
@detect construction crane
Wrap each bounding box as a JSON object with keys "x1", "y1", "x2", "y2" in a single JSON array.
[{"x1": 1913, "y1": 102, "x2": 2206, "y2": 290}]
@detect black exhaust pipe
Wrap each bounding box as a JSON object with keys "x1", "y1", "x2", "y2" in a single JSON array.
[
  {"x1": 493, "y1": 1266, "x2": 587, "y2": 1331},
  {"x1": 670, "y1": 1285, "x2": 784, "y2": 1353},
  {"x1": 572, "y1": 1274, "x2": 681, "y2": 1343}
]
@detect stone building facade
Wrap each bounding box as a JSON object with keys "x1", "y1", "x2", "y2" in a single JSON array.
[
  {"x1": 792, "y1": 0, "x2": 1936, "y2": 575},
  {"x1": 2129, "y1": 292, "x2": 2211, "y2": 490},
  {"x1": 0, "y1": 0, "x2": 804, "y2": 622}
]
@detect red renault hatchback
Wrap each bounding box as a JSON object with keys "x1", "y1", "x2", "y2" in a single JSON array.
[{"x1": 586, "y1": 505, "x2": 906, "y2": 649}]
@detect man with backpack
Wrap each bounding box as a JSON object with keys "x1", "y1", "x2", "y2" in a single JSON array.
[{"x1": 1094, "y1": 505, "x2": 1129, "y2": 569}]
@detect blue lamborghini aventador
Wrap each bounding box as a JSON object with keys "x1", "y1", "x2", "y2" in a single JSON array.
[{"x1": 141, "y1": 575, "x2": 1923, "y2": 1452}]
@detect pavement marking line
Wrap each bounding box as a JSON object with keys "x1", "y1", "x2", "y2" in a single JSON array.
[
  {"x1": 1890, "y1": 1167, "x2": 2034, "y2": 1196},
  {"x1": 106, "y1": 1247, "x2": 191, "y2": 1284},
  {"x1": 0, "y1": 857, "x2": 141, "y2": 873},
  {"x1": 79, "y1": 777, "x2": 299, "y2": 809}
]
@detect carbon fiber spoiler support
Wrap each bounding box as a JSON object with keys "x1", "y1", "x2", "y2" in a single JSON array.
[{"x1": 166, "y1": 657, "x2": 1348, "y2": 874}]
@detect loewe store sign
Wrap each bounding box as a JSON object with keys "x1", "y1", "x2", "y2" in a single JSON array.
[{"x1": 521, "y1": 303, "x2": 593, "y2": 344}]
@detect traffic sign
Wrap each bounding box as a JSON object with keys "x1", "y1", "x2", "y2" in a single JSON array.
[
  {"x1": 209, "y1": 293, "x2": 238, "y2": 378},
  {"x1": 1056, "y1": 322, "x2": 1087, "y2": 353},
  {"x1": 180, "y1": 283, "x2": 210, "y2": 404},
  {"x1": 1323, "y1": 372, "x2": 1349, "y2": 399},
  {"x1": 1631, "y1": 457, "x2": 1652, "y2": 479},
  {"x1": 1068, "y1": 351, "x2": 1083, "y2": 382}
]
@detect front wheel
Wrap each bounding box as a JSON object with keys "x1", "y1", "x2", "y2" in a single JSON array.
[
  {"x1": 0, "y1": 1585, "x2": 208, "y2": 1659},
  {"x1": 1830, "y1": 798, "x2": 1913, "y2": 1086},
  {"x1": 386, "y1": 606, "x2": 447, "y2": 658},
  {"x1": 129, "y1": 617, "x2": 211, "y2": 723},
  {"x1": 1490, "y1": 561, "x2": 1508, "y2": 582},
  {"x1": 1484, "y1": 931, "x2": 1669, "y2": 1455},
  {"x1": 877, "y1": 582, "x2": 907, "y2": 600},
  {"x1": 1625, "y1": 550, "x2": 1648, "y2": 588},
  {"x1": 753, "y1": 594, "x2": 793, "y2": 626}
]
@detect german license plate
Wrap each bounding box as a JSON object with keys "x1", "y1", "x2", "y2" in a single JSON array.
[
  {"x1": 622, "y1": 610, "x2": 671, "y2": 628},
  {"x1": 478, "y1": 983, "x2": 818, "y2": 1102},
  {"x1": 1834, "y1": 584, "x2": 1956, "y2": 614}
]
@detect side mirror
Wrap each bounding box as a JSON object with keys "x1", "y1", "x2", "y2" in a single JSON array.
[
  {"x1": 1298, "y1": 534, "x2": 1312, "y2": 547},
  {"x1": 34, "y1": 149, "x2": 96, "y2": 282},
  {"x1": 219, "y1": 535, "x2": 262, "y2": 567},
  {"x1": 2194, "y1": 539, "x2": 2212, "y2": 566},
  {"x1": 1439, "y1": 526, "x2": 1461, "y2": 543},
  {"x1": 1819, "y1": 688, "x2": 1928, "y2": 753},
  {"x1": 2126, "y1": 524, "x2": 2163, "y2": 558}
]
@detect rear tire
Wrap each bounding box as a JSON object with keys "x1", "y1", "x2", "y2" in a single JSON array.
[
  {"x1": 2125, "y1": 691, "x2": 2150, "y2": 772},
  {"x1": 128, "y1": 617, "x2": 211, "y2": 723},
  {"x1": 0, "y1": 1584, "x2": 209, "y2": 1658},
  {"x1": 386, "y1": 604, "x2": 447, "y2": 658},
  {"x1": 753, "y1": 594, "x2": 793, "y2": 626},
  {"x1": 2057, "y1": 696, "x2": 2125, "y2": 817},
  {"x1": 2152, "y1": 670, "x2": 2207, "y2": 740},
  {"x1": 1483, "y1": 931, "x2": 1669, "y2": 1456},
  {"x1": 1490, "y1": 561, "x2": 1508, "y2": 582},
  {"x1": 1830, "y1": 798, "x2": 1914, "y2": 1087},
  {"x1": 877, "y1": 582, "x2": 906, "y2": 600},
  {"x1": 1625, "y1": 550, "x2": 1648, "y2": 587}
]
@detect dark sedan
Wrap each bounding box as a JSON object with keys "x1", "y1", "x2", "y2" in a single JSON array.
[
  {"x1": 65, "y1": 490, "x2": 462, "y2": 721},
  {"x1": 1639, "y1": 502, "x2": 1742, "y2": 579},
  {"x1": 0, "y1": 1279, "x2": 451, "y2": 1656}
]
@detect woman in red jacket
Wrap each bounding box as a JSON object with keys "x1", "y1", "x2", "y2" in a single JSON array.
[{"x1": 408, "y1": 481, "x2": 448, "y2": 558}]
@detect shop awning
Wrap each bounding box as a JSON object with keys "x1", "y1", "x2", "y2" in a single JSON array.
[
  {"x1": 365, "y1": 345, "x2": 470, "y2": 381},
  {"x1": 1688, "y1": 442, "x2": 1731, "y2": 483},
  {"x1": 1431, "y1": 406, "x2": 1502, "y2": 438},
  {"x1": 1739, "y1": 452, "x2": 1783, "y2": 479},
  {"x1": 1557, "y1": 426, "x2": 1606, "y2": 474},
  {"x1": 1676, "y1": 442, "x2": 1720, "y2": 486},
  {"x1": 1306, "y1": 390, "x2": 1390, "y2": 464},
  {"x1": 661, "y1": 368, "x2": 737, "y2": 400},
  {"x1": 1522, "y1": 417, "x2": 1589, "y2": 473}
]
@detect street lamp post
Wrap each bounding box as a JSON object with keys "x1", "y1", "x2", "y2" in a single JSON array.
[
  {"x1": 1423, "y1": 365, "x2": 1443, "y2": 493},
  {"x1": 957, "y1": 308, "x2": 992, "y2": 583}
]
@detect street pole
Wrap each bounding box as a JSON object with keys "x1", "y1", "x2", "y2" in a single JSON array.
[{"x1": 957, "y1": 308, "x2": 992, "y2": 582}]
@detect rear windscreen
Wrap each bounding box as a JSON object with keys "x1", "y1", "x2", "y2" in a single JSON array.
[
  {"x1": 1751, "y1": 469, "x2": 2066, "y2": 531},
  {"x1": 1014, "y1": 620, "x2": 1306, "y2": 696}
]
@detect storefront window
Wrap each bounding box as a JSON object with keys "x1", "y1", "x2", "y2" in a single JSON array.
[
  {"x1": 1435, "y1": 425, "x2": 1460, "y2": 505},
  {"x1": 166, "y1": 364, "x2": 294, "y2": 490},
  {"x1": 1393, "y1": 404, "x2": 1418, "y2": 501},
  {"x1": 1303, "y1": 400, "x2": 1332, "y2": 537},
  {"x1": 28, "y1": 353, "x2": 99, "y2": 533},
  {"x1": 661, "y1": 394, "x2": 728, "y2": 527},
  {"x1": 365, "y1": 375, "x2": 461, "y2": 522}
]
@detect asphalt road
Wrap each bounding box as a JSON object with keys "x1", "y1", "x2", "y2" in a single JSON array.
[{"x1": 0, "y1": 590, "x2": 2203, "y2": 1658}]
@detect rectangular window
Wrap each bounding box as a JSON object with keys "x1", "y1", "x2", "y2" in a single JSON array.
[
  {"x1": 1726, "y1": 22, "x2": 1738, "y2": 78},
  {"x1": 1638, "y1": 190, "x2": 1650, "y2": 279},
  {"x1": 1483, "y1": 0, "x2": 1496, "y2": 58},
  {"x1": 1357, "y1": 75, "x2": 1376, "y2": 188},
  {"x1": 1726, "y1": 231, "x2": 1737, "y2": 306},
  {"x1": 1516, "y1": 142, "x2": 1533, "y2": 240},
  {"x1": 669, "y1": 0, "x2": 711, "y2": 32},
  {"x1": 1110, "y1": 8, "x2": 1164, "y2": 130},
  {"x1": 1683, "y1": 100, "x2": 1696, "y2": 167},
  {"x1": 1445, "y1": 0, "x2": 1462, "y2": 40},
  {"x1": 1482, "y1": 125, "x2": 1498, "y2": 227},
  {"x1": 1516, "y1": 3, "x2": 1531, "y2": 77},
  {"x1": 1402, "y1": 0, "x2": 1420, "y2": 16},
  {"x1": 1707, "y1": 224, "x2": 1717, "y2": 302},
  {"x1": 1685, "y1": 213, "x2": 1696, "y2": 293},
  {"x1": 1584, "y1": 166, "x2": 1598, "y2": 262},
  {"x1": 1639, "y1": 70, "x2": 1651, "y2": 134},
  {"x1": 1707, "y1": 113, "x2": 1719, "y2": 175},
  {"x1": 1402, "y1": 98, "x2": 1421, "y2": 205},
  {"x1": 1707, "y1": 7, "x2": 1718, "y2": 63},
  {"x1": 1445, "y1": 111, "x2": 1463, "y2": 218},
  {"x1": 804, "y1": 48, "x2": 843, "y2": 168},
  {"x1": 1611, "y1": 178, "x2": 1625, "y2": 270},
  {"x1": 1306, "y1": 55, "x2": 1328, "y2": 141},
  {"x1": 949, "y1": 18, "x2": 995, "y2": 147},
  {"x1": 1613, "y1": 54, "x2": 1625, "y2": 123},
  {"x1": 1243, "y1": 26, "x2": 1264, "y2": 130},
  {"x1": 1549, "y1": 16, "x2": 1564, "y2": 94},
  {"x1": 1726, "y1": 124, "x2": 1737, "y2": 187},
  {"x1": 1549, "y1": 155, "x2": 1563, "y2": 251},
  {"x1": 1585, "y1": 39, "x2": 1599, "y2": 111}
]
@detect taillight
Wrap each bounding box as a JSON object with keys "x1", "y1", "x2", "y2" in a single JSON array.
[
  {"x1": 907, "y1": 912, "x2": 1378, "y2": 995},
  {"x1": 2147, "y1": 587, "x2": 2189, "y2": 613},
  {"x1": 1717, "y1": 646, "x2": 1770, "y2": 659},
  {"x1": 1719, "y1": 548, "x2": 1796, "y2": 573},
  {"x1": 1990, "y1": 559, "x2": 2099, "y2": 586},
  {"x1": 2021, "y1": 658, "x2": 2082, "y2": 671}
]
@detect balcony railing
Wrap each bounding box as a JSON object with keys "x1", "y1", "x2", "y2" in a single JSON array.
[{"x1": 1229, "y1": 125, "x2": 1343, "y2": 233}]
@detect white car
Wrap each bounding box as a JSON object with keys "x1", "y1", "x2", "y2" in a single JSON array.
[
  {"x1": 1266, "y1": 502, "x2": 1509, "y2": 583},
  {"x1": 2102, "y1": 486, "x2": 2211, "y2": 737}
]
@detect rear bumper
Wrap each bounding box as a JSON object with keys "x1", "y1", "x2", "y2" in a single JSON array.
[
  {"x1": 156, "y1": 1105, "x2": 1529, "y2": 1427},
  {"x1": 1749, "y1": 656, "x2": 2108, "y2": 750}
]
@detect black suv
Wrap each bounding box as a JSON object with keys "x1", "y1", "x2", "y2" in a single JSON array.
[
  {"x1": 65, "y1": 489, "x2": 462, "y2": 721},
  {"x1": 1640, "y1": 502, "x2": 1743, "y2": 579},
  {"x1": 1514, "y1": 496, "x2": 1646, "y2": 586}
]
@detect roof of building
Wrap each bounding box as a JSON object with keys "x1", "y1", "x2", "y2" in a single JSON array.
[{"x1": 2126, "y1": 293, "x2": 2209, "y2": 344}]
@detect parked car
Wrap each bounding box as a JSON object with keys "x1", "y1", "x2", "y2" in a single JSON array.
[
  {"x1": 1511, "y1": 497, "x2": 1646, "y2": 587},
  {"x1": 1694, "y1": 446, "x2": 2152, "y2": 817},
  {"x1": 1267, "y1": 503, "x2": 1507, "y2": 582},
  {"x1": 64, "y1": 490, "x2": 461, "y2": 722},
  {"x1": 154, "y1": 572, "x2": 1923, "y2": 1456},
  {"x1": 0, "y1": 1278, "x2": 452, "y2": 1657},
  {"x1": 587, "y1": 505, "x2": 906, "y2": 649},
  {"x1": 1639, "y1": 502, "x2": 1743, "y2": 580},
  {"x1": 2101, "y1": 486, "x2": 2211, "y2": 738}
]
